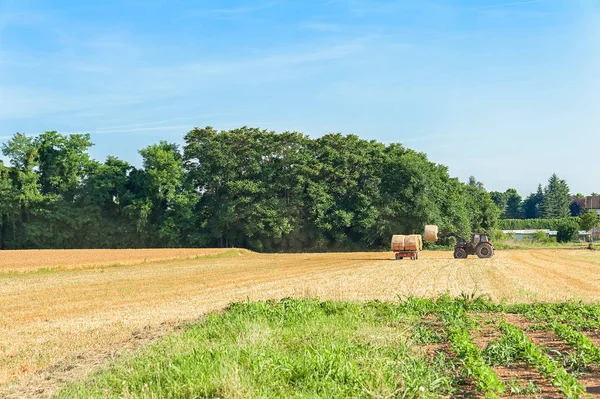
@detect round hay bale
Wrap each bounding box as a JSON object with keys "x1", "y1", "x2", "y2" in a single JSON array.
[
  {"x1": 391, "y1": 235, "x2": 406, "y2": 251},
  {"x1": 424, "y1": 225, "x2": 439, "y2": 243},
  {"x1": 404, "y1": 235, "x2": 421, "y2": 251}
]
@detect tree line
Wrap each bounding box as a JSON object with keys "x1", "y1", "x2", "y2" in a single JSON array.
[
  {"x1": 0, "y1": 128, "x2": 500, "y2": 251},
  {"x1": 490, "y1": 174, "x2": 596, "y2": 220}
]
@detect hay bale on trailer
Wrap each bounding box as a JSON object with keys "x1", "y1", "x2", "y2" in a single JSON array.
[
  {"x1": 424, "y1": 225, "x2": 439, "y2": 243},
  {"x1": 391, "y1": 234, "x2": 422, "y2": 260},
  {"x1": 391, "y1": 235, "x2": 406, "y2": 251},
  {"x1": 404, "y1": 235, "x2": 422, "y2": 251}
]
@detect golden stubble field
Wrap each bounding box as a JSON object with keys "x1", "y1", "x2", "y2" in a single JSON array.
[{"x1": 1, "y1": 248, "x2": 600, "y2": 397}]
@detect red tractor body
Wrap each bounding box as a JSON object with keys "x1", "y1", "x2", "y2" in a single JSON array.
[{"x1": 453, "y1": 233, "x2": 494, "y2": 259}]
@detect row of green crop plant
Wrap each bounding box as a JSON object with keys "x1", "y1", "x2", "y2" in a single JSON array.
[
  {"x1": 511, "y1": 302, "x2": 600, "y2": 330},
  {"x1": 437, "y1": 305, "x2": 506, "y2": 397},
  {"x1": 482, "y1": 322, "x2": 586, "y2": 398},
  {"x1": 407, "y1": 295, "x2": 600, "y2": 398}
]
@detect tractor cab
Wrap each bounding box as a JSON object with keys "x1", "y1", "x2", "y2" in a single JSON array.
[{"x1": 472, "y1": 233, "x2": 490, "y2": 246}]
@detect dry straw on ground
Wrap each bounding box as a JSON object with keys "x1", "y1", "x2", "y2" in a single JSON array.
[
  {"x1": 0, "y1": 248, "x2": 234, "y2": 273},
  {"x1": 2, "y1": 248, "x2": 600, "y2": 397}
]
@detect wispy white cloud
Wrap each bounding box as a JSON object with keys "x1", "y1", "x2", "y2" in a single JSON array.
[
  {"x1": 0, "y1": 36, "x2": 370, "y2": 124},
  {"x1": 471, "y1": 0, "x2": 544, "y2": 11},
  {"x1": 189, "y1": 0, "x2": 286, "y2": 17}
]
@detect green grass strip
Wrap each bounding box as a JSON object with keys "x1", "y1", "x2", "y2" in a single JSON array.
[
  {"x1": 553, "y1": 322, "x2": 600, "y2": 365},
  {"x1": 58, "y1": 299, "x2": 456, "y2": 399},
  {"x1": 499, "y1": 321, "x2": 585, "y2": 399}
]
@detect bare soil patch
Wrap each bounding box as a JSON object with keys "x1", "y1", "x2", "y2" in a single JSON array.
[{"x1": 495, "y1": 363, "x2": 561, "y2": 399}]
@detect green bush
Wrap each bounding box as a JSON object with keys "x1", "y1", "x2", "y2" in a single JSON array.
[
  {"x1": 556, "y1": 220, "x2": 579, "y2": 243},
  {"x1": 490, "y1": 229, "x2": 509, "y2": 242},
  {"x1": 579, "y1": 211, "x2": 599, "y2": 232},
  {"x1": 531, "y1": 231, "x2": 548, "y2": 243}
]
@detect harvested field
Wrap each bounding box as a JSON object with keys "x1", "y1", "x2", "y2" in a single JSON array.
[
  {"x1": 0, "y1": 248, "x2": 236, "y2": 273},
  {"x1": 2, "y1": 248, "x2": 600, "y2": 397}
]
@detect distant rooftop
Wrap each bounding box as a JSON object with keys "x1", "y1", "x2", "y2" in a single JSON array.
[{"x1": 585, "y1": 195, "x2": 600, "y2": 210}]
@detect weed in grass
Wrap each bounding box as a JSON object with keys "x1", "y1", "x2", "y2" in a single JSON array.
[
  {"x1": 411, "y1": 322, "x2": 443, "y2": 345},
  {"x1": 506, "y1": 378, "x2": 541, "y2": 395},
  {"x1": 526, "y1": 323, "x2": 550, "y2": 332},
  {"x1": 561, "y1": 351, "x2": 591, "y2": 373},
  {"x1": 483, "y1": 336, "x2": 521, "y2": 367}
]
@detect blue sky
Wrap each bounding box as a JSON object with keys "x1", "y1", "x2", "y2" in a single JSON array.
[{"x1": 1, "y1": 0, "x2": 598, "y2": 196}]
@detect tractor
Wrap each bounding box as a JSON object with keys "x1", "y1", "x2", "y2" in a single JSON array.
[{"x1": 439, "y1": 232, "x2": 495, "y2": 259}]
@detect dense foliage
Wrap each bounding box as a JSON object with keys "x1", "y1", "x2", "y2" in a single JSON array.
[
  {"x1": 491, "y1": 174, "x2": 578, "y2": 220},
  {"x1": 0, "y1": 128, "x2": 500, "y2": 251}
]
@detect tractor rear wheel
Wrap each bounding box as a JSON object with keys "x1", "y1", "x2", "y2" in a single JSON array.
[
  {"x1": 476, "y1": 243, "x2": 494, "y2": 259},
  {"x1": 454, "y1": 248, "x2": 467, "y2": 259}
]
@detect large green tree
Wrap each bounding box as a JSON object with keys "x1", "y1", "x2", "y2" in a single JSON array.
[
  {"x1": 491, "y1": 188, "x2": 523, "y2": 219},
  {"x1": 464, "y1": 177, "x2": 500, "y2": 232},
  {"x1": 490, "y1": 191, "x2": 507, "y2": 215},
  {"x1": 1, "y1": 134, "x2": 43, "y2": 248},
  {"x1": 34, "y1": 131, "x2": 93, "y2": 199},
  {"x1": 504, "y1": 188, "x2": 523, "y2": 219},
  {"x1": 184, "y1": 127, "x2": 304, "y2": 250},
  {"x1": 115, "y1": 141, "x2": 200, "y2": 248},
  {"x1": 523, "y1": 184, "x2": 544, "y2": 219},
  {"x1": 542, "y1": 174, "x2": 571, "y2": 219}
]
